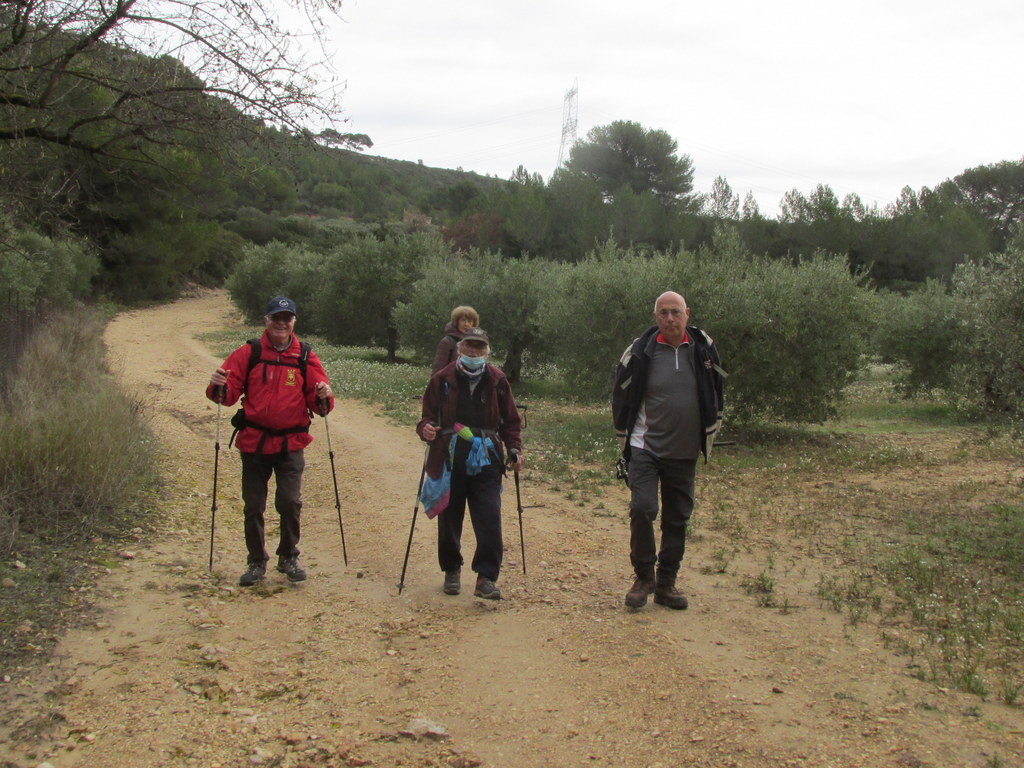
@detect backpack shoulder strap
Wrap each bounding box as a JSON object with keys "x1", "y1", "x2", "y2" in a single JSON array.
[
  {"x1": 246, "y1": 339, "x2": 261, "y2": 375},
  {"x1": 298, "y1": 341, "x2": 312, "y2": 381}
]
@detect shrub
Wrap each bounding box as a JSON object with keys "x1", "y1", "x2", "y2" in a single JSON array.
[
  {"x1": 225, "y1": 242, "x2": 326, "y2": 328},
  {"x1": 952, "y1": 243, "x2": 1024, "y2": 419},
  {"x1": 536, "y1": 240, "x2": 869, "y2": 422},
  {"x1": 874, "y1": 280, "x2": 960, "y2": 396},
  {"x1": 312, "y1": 232, "x2": 449, "y2": 359},
  {"x1": 0, "y1": 217, "x2": 98, "y2": 307},
  {"x1": 700, "y1": 251, "x2": 871, "y2": 423},
  {"x1": 536, "y1": 241, "x2": 670, "y2": 398},
  {"x1": 394, "y1": 250, "x2": 555, "y2": 380},
  {"x1": 0, "y1": 309, "x2": 157, "y2": 552}
]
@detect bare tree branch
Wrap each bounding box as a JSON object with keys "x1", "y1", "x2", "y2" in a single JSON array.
[{"x1": 1, "y1": 0, "x2": 347, "y2": 159}]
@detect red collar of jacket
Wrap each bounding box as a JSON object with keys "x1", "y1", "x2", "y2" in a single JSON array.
[{"x1": 656, "y1": 331, "x2": 690, "y2": 347}]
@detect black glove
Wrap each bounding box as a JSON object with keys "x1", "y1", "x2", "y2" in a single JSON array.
[
  {"x1": 615, "y1": 456, "x2": 629, "y2": 484},
  {"x1": 507, "y1": 447, "x2": 520, "y2": 469}
]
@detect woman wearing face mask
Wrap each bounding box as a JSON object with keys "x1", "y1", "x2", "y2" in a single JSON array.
[{"x1": 417, "y1": 328, "x2": 525, "y2": 600}]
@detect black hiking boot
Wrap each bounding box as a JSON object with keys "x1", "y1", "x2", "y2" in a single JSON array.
[
  {"x1": 624, "y1": 571, "x2": 656, "y2": 609},
  {"x1": 653, "y1": 583, "x2": 689, "y2": 610},
  {"x1": 239, "y1": 561, "x2": 266, "y2": 587},
  {"x1": 443, "y1": 568, "x2": 461, "y2": 595},
  {"x1": 277, "y1": 556, "x2": 307, "y2": 583},
  {"x1": 473, "y1": 577, "x2": 501, "y2": 600}
]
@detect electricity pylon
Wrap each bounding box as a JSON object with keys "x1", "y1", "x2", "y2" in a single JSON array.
[{"x1": 556, "y1": 79, "x2": 578, "y2": 170}]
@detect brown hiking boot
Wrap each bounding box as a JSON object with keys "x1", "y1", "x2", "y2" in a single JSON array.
[
  {"x1": 624, "y1": 573, "x2": 656, "y2": 609},
  {"x1": 653, "y1": 583, "x2": 689, "y2": 610}
]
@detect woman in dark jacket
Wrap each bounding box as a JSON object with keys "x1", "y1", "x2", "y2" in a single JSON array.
[{"x1": 431, "y1": 305, "x2": 479, "y2": 374}]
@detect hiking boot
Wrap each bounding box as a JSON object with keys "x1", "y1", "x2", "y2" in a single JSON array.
[
  {"x1": 239, "y1": 561, "x2": 266, "y2": 587},
  {"x1": 473, "y1": 577, "x2": 501, "y2": 600},
  {"x1": 277, "y1": 556, "x2": 307, "y2": 583},
  {"x1": 443, "y1": 568, "x2": 461, "y2": 595},
  {"x1": 624, "y1": 573, "x2": 656, "y2": 609},
  {"x1": 653, "y1": 583, "x2": 689, "y2": 610}
]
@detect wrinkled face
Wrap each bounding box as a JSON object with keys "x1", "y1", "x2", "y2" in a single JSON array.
[
  {"x1": 265, "y1": 311, "x2": 296, "y2": 347},
  {"x1": 653, "y1": 294, "x2": 689, "y2": 344},
  {"x1": 459, "y1": 340, "x2": 489, "y2": 359}
]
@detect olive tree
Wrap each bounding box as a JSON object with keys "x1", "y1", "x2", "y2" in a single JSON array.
[
  {"x1": 952, "y1": 242, "x2": 1024, "y2": 419},
  {"x1": 313, "y1": 233, "x2": 450, "y2": 361},
  {"x1": 394, "y1": 250, "x2": 555, "y2": 382}
]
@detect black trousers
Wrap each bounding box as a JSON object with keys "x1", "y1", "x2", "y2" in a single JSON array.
[
  {"x1": 240, "y1": 450, "x2": 305, "y2": 564},
  {"x1": 436, "y1": 462, "x2": 503, "y2": 581},
  {"x1": 628, "y1": 449, "x2": 697, "y2": 583}
]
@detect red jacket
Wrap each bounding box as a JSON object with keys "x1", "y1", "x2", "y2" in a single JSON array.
[
  {"x1": 416, "y1": 362, "x2": 522, "y2": 478},
  {"x1": 206, "y1": 331, "x2": 334, "y2": 454}
]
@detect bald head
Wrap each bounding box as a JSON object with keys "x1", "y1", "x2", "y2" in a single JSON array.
[{"x1": 654, "y1": 291, "x2": 687, "y2": 313}]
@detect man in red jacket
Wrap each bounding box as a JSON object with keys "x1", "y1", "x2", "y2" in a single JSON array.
[{"x1": 207, "y1": 296, "x2": 334, "y2": 586}]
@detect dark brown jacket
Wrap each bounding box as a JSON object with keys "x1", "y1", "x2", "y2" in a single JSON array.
[
  {"x1": 416, "y1": 363, "x2": 522, "y2": 479},
  {"x1": 431, "y1": 322, "x2": 464, "y2": 374}
]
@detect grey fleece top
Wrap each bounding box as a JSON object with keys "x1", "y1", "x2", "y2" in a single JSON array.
[{"x1": 628, "y1": 336, "x2": 702, "y2": 460}]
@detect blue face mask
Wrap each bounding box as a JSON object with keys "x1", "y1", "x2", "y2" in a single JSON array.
[{"x1": 459, "y1": 354, "x2": 486, "y2": 371}]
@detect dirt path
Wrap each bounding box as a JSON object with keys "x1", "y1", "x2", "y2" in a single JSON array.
[{"x1": 2, "y1": 289, "x2": 1022, "y2": 768}]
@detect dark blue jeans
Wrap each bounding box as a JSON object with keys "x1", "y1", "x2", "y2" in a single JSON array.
[
  {"x1": 436, "y1": 462, "x2": 503, "y2": 581},
  {"x1": 240, "y1": 450, "x2": 305, "y2": 564},
  {"x1": 628, "y1": 449, "x2": 697, "y2": 583}
]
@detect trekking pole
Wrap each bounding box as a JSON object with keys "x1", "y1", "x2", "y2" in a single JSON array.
[
  {"x1": 509, "y1": 449, "x2": 527, "y2": 575},
  {"x1": 209, "y1": 386, "x2": 224, "y2": 571},
  {"x1": 398, "y1": 441, "x2": 431, "y2": 595},
  {"x1": 321, "y1": 401, "x2": 348, "y2": 566}
]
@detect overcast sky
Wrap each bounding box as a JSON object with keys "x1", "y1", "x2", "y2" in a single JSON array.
[{"x1": 313, "y1": 0, "x2": 1022, "y2": 216}]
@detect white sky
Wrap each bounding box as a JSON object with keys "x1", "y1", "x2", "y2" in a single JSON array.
[{"x1": 308, "y1": 0, "x2": 1023, "y2": 216}]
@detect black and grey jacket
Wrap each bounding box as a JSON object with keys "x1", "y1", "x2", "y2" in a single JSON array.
[{"x1": 611, "y1": 324, "x2": 725, "y2": 462}]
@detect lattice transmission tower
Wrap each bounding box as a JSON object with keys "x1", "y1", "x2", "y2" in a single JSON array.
[{"x1": 556, "y1": 79, "x2": 578, "y2": 170}]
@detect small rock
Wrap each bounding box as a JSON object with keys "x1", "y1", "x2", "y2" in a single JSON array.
[
  {"x1": 119, "y1": 551, "x2": 136, "y2": 560},
  {"x1": 249, "y1": 747, "x2": 274, "y2": 764},
  {"x1": 771, "y1": 686, "x2": 784, "y2": 694},
  {"x1": 13, "y1": 560, "x2": 26, "y2": 569},
  {"x1": 399, "y1": 718, "x2": 449, "y2": 741},
  {"x1": 2, "y1": 577, "x2": 16, "y2": 588}
]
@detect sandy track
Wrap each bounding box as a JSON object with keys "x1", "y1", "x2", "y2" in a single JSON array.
[{"x1": 1, "y1": 289, "x2": 1021, "y2": 768}]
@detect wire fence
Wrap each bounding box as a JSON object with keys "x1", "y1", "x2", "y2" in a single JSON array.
[{"x1": 0, "y1": 292, "x2": 38, "y2": 395}]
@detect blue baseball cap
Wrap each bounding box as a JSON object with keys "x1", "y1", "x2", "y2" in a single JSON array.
[{"x1": 265, "y1": 296, "x2": 297, "y2": 317}]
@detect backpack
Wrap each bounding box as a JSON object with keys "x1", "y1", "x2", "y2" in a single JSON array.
[{"x1": 246, "y1": 338, "x2": 312, "y2": 381}]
